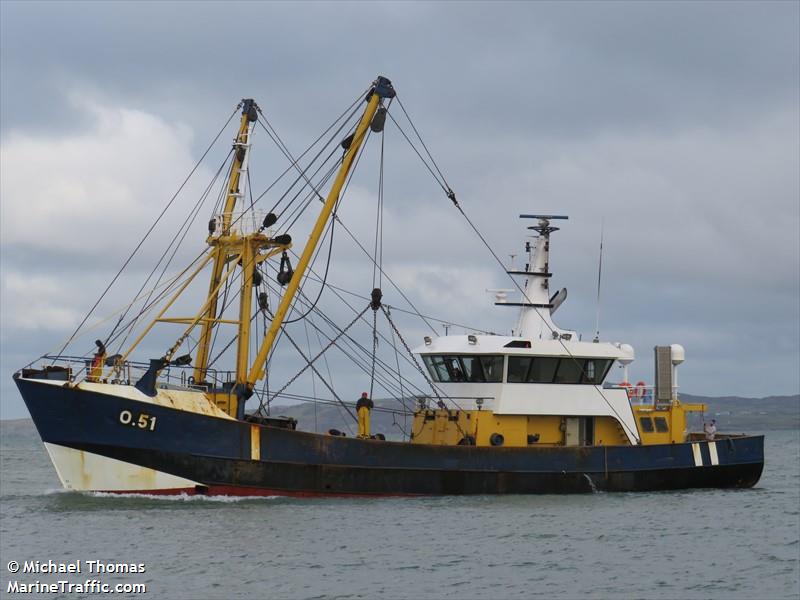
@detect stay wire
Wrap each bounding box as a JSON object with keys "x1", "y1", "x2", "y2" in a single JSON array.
[
  {"x1": 392, "y1": 97, "x2": 639, "y2": 442},
  {"x1": 369, "y1": 310, "x2": 378, "y2": 402},
  {"x1": 380, "y1": 305, "x2": 469, "y2": 440},
  {"x1": 281, "y1": 202, "x2": 338, "y2": 324},
  {"x1": 112, "y1": 149, "x2": 234, "y2": 355},
  {"x1": 281, "y1": 282, "x2": 428, "y2": 401},
  {"x1": 372, "y1": 132, "x2": 385, "y2": 289},
  {"x1": 299, "y1": 274, "x2": 492, "y2": 334},
  {"x1": 285, "y1": 253, "x2": 445, "y2": 396},
  {"x1": 277, "y1": 327, "x2": 357, "y2": 429},
  {"x1": 270, "y1": 305, "x2": 371, "y2": 401},
  {"x1": 258, "y1": 98, "x2": 440, "y2": 336},
  {"x1": 253, "y1": 93, "x2": 366, "y2": 217},
  {"x1": 259, "y1": 89, "x2": 368, "y2": 202},
  {"x1": 53, "y1": 105, "x2": 241, "y2": 360},
  {"x1": 385, "y1": 110, "x2": 449, "y2": 195},
  {"x1": 386, "y1": 306, "x2": 412, "y2": 438},
  {"x1": 395, "y1": 95, "x2": 452, "y2": 191},
  {"x1": 278, "y1": 125, "x2": 372, "y2": 325}
]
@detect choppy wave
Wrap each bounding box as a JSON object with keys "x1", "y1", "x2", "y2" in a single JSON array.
[{"x1": 2, "y1": 430, "x2": 797, "y2": 599}]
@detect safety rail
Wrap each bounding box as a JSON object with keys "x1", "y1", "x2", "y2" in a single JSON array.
[
  {"x1": 21, "y1": 355, "x2": 236, "y2": 394},
  {"x1": 210, "y1": 210, "x2": 273, "y2": 237},
  {"x1": 607, "y1": 383, "x2": 680, "y2": 406}
]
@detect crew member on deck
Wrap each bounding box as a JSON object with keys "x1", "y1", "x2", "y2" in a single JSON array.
[
  {"x1": 88, "y1": 339, "x2": 106, "y2": 383},
  {"x1": 356, "y1": 392, "x2": 374, "y2": 439},
  {"x1": 704, "y1": 419, "x2": 717, "y2": 441}
]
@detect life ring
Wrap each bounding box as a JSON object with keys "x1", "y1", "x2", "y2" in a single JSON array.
[
  {"x1": 634, "y1": 381, "x2": 647, "y2": 401},
  {"x1": 619, "y1": 381, "x2": 634, "y2": 399}
]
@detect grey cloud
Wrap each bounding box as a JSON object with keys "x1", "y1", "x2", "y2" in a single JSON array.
[{"x1": 1, "y1": 1, "x2": 798, "y2": 418}]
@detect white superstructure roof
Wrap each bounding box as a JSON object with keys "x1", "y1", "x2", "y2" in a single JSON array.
[{"x1": 412, "y1": 335, "x2": 631, "y2": 359}]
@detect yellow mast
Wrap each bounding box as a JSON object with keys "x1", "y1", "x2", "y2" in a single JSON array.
[
  {"x1": 241, "y1": 77, "x2": 396, "y2": 404},
  {"x1": 192, "y1": 100, "x2": 258, "y2": 384},
  {"x1": 126, "y1": 78, "x2": 395, "y2": 419},
  {"x1": 127, "y1": 99, "x2": 291, "y2": 409}
]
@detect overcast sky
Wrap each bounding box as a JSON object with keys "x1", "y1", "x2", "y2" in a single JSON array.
[{"x1": 1, "y1": 1, "x2": 798, "y2": 420}]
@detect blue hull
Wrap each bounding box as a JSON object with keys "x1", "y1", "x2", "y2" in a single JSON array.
[{"x1": 15, "y1": 376, "x2": 764, "y2": 496}]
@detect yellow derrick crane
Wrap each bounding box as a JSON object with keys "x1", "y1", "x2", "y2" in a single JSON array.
[{"x1": 118, "y1": 77, "x2": 397, "y2": 420}]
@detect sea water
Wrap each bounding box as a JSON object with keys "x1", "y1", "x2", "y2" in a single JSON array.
[{"x1": 1, "y1": 423, "x2": 798, "y2": 600}]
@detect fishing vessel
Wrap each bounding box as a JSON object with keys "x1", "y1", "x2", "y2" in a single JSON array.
[{"x1": 15, "y1": 76, "x2": 764, "y2": 496}]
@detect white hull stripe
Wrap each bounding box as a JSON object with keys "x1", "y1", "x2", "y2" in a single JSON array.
[
  {"x1": 708, "y1": 441, "x2": 719, "y2": 466},
  {"x1": 691, "y1": 443, "x2": 703, "y2": 467},
  {"x1": 44, "y1": 442, "x2": 201, "y2": 492}
]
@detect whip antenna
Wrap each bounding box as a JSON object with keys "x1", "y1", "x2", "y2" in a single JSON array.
[{"x1": 593, "y1": 219, "x2": 604, "y2": 343}]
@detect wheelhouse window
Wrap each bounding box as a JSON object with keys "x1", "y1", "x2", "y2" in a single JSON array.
[
  {"x1": 654, "y1": 417, "x2": 669, "y2": 433},
  {"x1": 639, "y1": 417, "x2": 654, "y2": 433},
  {"x1": 506, "y1": 356, "x2": 613, "y2": 384},
  {"x1": 421, "y1": 355, "x2": 504, "y2": 383},
  {"x1": 554, "y1": 358, "x2": 584, "y2": 384},
  {"x1": 529, "y1": 357, "x2": 559, "y2": 383},
  {"x1": 480, "y1": 356, "x2": 504, "y2": 382},
  {"x1": 507, "y1": 356, "x2": 532, "y2": 383}
]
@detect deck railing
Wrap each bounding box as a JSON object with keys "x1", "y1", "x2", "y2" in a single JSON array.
[
  {"x1": 606, "y1": 383, "x2": 677, "y2": 406},
  {"x1": 23, "y1": 355, "x2": 236, "y2": 394},
  {"x1": 210, "y1": 210, "x2": 272, "y2": 237}
]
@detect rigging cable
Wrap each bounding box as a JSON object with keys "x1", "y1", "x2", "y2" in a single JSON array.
[
  {"x1": 594, "y1": 219, "x2": 604, "y2": 343},
  {"x1": 53, "y1": 105, "x2": 241, "y2": 361},
  {"x1": 280, "y1": 265, "x2": 436, "y2": 401},
  {"x1": 269, "y1": 305, "x2": 371, "y2": 402},
  {"x1": 277, "y1": 284, "x2": 428, "y2": 402},
  {"x1": 111, "y1": 148, "x2": 235, "y2": 355},
  {"x1": 278, "y1": 125, "x2": 373, "y2": 325},
  {"x1": 386, "y1": 306, "x2": 411, "y2": 439},
  {"x1": 277, "y1": 327, "x2": 356, "y2": 431},
  {"x1": 393, "y1": 100, "x2": 640, "y2": 443},
  {"x1": 252, "y1": 88, "x2": 369, "y2": 213},
  {"x1": 256, "y1": 99, "x2": 440, "y2": 335},
  {"x1": 302, "y1": 317, "x2": 319, "y2": 433},
  {"x1": 368, "y1": 130, "x2": 386, "y2": 403}
]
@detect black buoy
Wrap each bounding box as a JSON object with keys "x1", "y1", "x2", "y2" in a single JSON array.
[{"x1": 258, "y1": 292, "x2": 268, "y2": 311}]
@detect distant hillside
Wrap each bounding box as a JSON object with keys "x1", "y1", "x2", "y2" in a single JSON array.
[
  {"x1": 2, "y1": 394, "x2": 797, "y2": 441},
  {"x1": 263, "y1": 393, "x2": 800, "y2": 438},
  {"x1": 680, "y1": 393, "x2": 799, "y2": 431}
]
